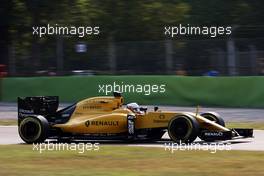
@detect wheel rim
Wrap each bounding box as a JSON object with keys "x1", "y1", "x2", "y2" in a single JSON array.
[
  {"x1": 20, "y1": 118, "x2": 41, "y2": 142},
  {"x1": 169, "y1": 118, "x2": 192, "y2": 140}
]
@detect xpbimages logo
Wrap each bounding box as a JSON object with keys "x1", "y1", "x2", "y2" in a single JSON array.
[
  {"x1": 98, "y1": 82, "x2": 166, "y2": 95},
  {"x1": 32, "y1": 141, "x2": 100, "y2": 154},
  {"x1": 164, "y1": 24, "x2": 232, "y2": 38},
  {"x1": 32, "y1": 24, "x2": 100, "y2": 37}
]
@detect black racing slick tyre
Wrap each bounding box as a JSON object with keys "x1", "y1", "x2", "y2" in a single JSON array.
[
  {"x1": 168, "y1": 115, "x2": 199, "y2": 143},
  {"x1": 199, "y1": 112, "x2": 225, "y2": 141},
  {"x1": 18, "y1": 115, "x2": 49, "y2": 144},
  {"x1": 200, "y1": 112, "x2": 225, "y2": 127}
]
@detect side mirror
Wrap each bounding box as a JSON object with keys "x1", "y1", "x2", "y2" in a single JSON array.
[
  {"x1": 113, "y1": 91, "x2": 122, "y2": 97},
  {"x1": 154, "y1": 106, "x2": 159, "y2": 112},
  {"x1": 140, "y1": 107, "x2": 147, "y2": 113}
]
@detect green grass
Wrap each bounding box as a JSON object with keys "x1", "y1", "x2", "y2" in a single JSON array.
[
  {"x1": 0, "y1": 145, "x2": 263, "y2": 176},
  {"x1": 0, "y1": 119, "x2": 263, "y2": 130},
  {"x1": 0, "y1": 119, "x2": 17, "y2": 126}
]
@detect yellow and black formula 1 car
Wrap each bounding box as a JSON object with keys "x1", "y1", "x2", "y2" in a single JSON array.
[{"x1": 18, "y1": 92, "x2": 253, "y2": 144}]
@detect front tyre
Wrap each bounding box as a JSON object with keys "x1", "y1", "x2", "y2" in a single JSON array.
[
  {"x1": 199, "y1": 112, "x2": 225, "y2": 142},
  {"x1": 18, "y1": 115, "x2": 49, "y2": 144},
  {"x1": 200, "y1": 112, "x2": 225, "y2": 127},
  {"x1": 168, "y1": 115, "x2": 199, "y2": 143}
]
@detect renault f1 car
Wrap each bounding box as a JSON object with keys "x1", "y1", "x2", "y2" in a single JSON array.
[{"x1": 18, "y1": 92, "x2": 253, "y2": 144}]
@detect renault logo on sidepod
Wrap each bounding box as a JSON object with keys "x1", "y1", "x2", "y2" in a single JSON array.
[
  {"x1": 85, "y1": 120, "x2": 119, "y2": 127},
  {"x1": 85, "y1": 120, "x2": 90, "y2": 127}
]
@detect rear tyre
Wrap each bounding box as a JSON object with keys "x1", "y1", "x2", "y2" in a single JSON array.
[
  {"x1": 18, "y1": 115, "x2": 49, "y2": 144},
  {"x1": 168, "y1": 115, "x2": 199, "y2": 143}
]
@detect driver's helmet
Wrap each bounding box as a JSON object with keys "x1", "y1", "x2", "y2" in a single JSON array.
[{"x1": 126, "y1": 102, "x2": 141, "y2": 113}]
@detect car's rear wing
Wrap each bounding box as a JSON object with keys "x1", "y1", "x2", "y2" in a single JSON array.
[{"x1": 17, "y1": 96, "x2": 59, "y2": 123}]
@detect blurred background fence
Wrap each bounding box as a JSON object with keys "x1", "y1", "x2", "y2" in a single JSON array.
[
  {"x1": 5, "y1": 38, "x2": 264, "y2": 76},
  {"x1": 1, "y1": 1, "x2": 264, "y2": 77}
]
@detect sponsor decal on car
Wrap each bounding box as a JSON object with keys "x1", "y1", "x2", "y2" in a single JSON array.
[
  {"x1": 62, "y1": 114, "x2": 70, "y2": 117},
  {"x1": 19, "y1": 109, "x2": 34, "y2": 114},
  {"x1": 83, "y1": 105, "x2": 102, "y2": 110},
  {"x1": 153, "y1": 120, "x2": 169, "y2": 123},
  {"x1": 153, "y1": 114, "x2": 169, "y2": 123},
  {"x1": 128, "y1": 120, "x2": 134, "y2": 134},
  {"x1": 204, "y1": 132, "x2": 224, "y2": 137},
  {"x1": 85, "y1": 120, "x2": 119, "y2": 127}
]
